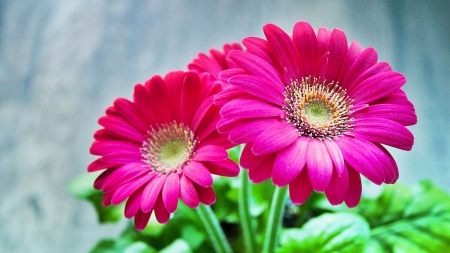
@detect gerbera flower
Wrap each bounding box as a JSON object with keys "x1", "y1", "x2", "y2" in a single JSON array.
[
  {"x1": 88, "y1": 71, "x2": 239, "y2": 230},
  {"x1": 217, "y1": 21, "x2": 417, "y2": 207}
]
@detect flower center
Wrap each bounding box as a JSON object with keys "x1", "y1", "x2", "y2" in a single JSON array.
[
  {"x1": 283, "y1": 77, "x2": 353, "y2": 140},
  {"x1": 141, "y1": 121, "x2": 196, "y2": 175}
]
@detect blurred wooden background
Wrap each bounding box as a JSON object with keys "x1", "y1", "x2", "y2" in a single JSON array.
[{"x1": 1, "y1": 0, "x2": 449, "y2": 252}]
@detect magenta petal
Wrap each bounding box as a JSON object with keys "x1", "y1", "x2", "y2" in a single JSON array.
[
  {"x1": 90, "y1": 140, "x2": 140, "y2": 156},
  {"x1": 191, "y1": 96, "x2": 214, "y2": 133},
  {"x1": 181, "y1": 72, "x2": 202, "y2": 125},
  {"x1": 88, "y1": 158, "x2": 116, "y2": 172},
  {"x1": 183, "y1": 161, "x2": 213, "y2": 187},
  {"x1": 114, "y1": 98, "x2": 149, "y2": 133},
  {"x1": 352, "y1": 118, "x2": 414, "y2": 150},
  {"x1": 134, "y1": 209, "x2": 151, "y2": 231},
  {"x1": 264, "y1": 23, "x2": 303, "y2": 79},
  {"x1": 111, "y1": 173, "x2": 154, "y2": 205},
  {"x1": 227, "y1": 50, "x2": 284, "y2": 90},
  {"x1": 289, "y1": 168, "x2": 313, "y2": 205},
  {"x1": 272, "y1": 137, "x2": 309, "y2": 187},
  {"x1": 323, "y1": 140, "x2": 345, "y2": 176},
  {"x1": 141, "y1": 175, "x2": 166, "y2": 213},
  {"x1": 193, "y1": 145, "x2": 228, "y2": 162},
  {"x1": 229, "y1": 74, "x2": 285, "y2": 106},
  {"x1": 351, "y1": 104, "x2": 417, "y2": 126},
  {"x1": 325, "y1": 166, "x2": 349, "y2": 205},
  {"x1": 229, "y1": 118, "x2": 280, "y2": 145},
  {"x1": 293, "y1": 21, "x2": 318, "y2": 77},
  {"x1": 344, "y1": 166, "x2": 362, "y2": 208},
  {"x1": 217, "y1": 117, "x2": 240, "y2": 134},
  {"x1": 341, "y1": 47, "x2": 378, "y2": 91},
  {"x1": 307, "y1": 139, "x2": 333, "y2": 192},
  {"x1": 252, "y1": 122, "x2": 298, "y2": 155},
  {"x1": 102, "y1": 162, "x2": 147, "y2": 192},
  {"x1": 179, "y1": 174, "x2": 200, "y2": 208},
  {"x1": 335, "y1": 136, "x2": 384, "y2": 185},
  {"x1": 195, "y1": 185, "x2": 216, "y2": 205},
  {"x1": 324, "y1": 29, "x2": 348, "y2": 82},
  {"x1": 98, "y1": 115, "x2": 144, "y2": 142},
  {"x1": 240, "y1": 143, "x2": 270, "y2": 169},
  {"x1": 162, "y1": 173, "x2": 180, "y2": 213},
  {"x1": 94, "y1": 169, "x2": 115, "y2": 190},
  {"x1": 102, "y1": 191, "x2": 114, "y2": 206},
  {"x1": 154, "y1": 195, "x2": 170, "y2": 224},
  {"x1": 124, "y1": 186, "x2": 144, "y2": 218},
  {"x1": 248, "y1": 157, "x2": 274, "y2": 184},
  {"x1": 349, "y1": 62, "x2": 392, "y2": 92},
  {"x1": 350, "y1": 72, "x2": 406, "y2": 105},
  {"x1": 214, "y1": 86, "x2": 247, "y2": 106},
  {"x1": 337, "y1": 41, "x2": 363, "y2": 84},
  {"x1": 220, "y1": 97, "x2": 283, "y2": 119},
  {"x1": 317, "y1": 28, "x2": 331, "y2": 56},
  {"x1": 376, "y1": 144, "x2": 399, "y2": 184},
  {"x1": 203, "y1": 159, "x2": 240, "y2": 177},
  {"x1": 101, "y1": 151, "x2": 142, "y2": 164},
  {"x1": 242, "y1": 37, "x2": 279, "y2": 67}
]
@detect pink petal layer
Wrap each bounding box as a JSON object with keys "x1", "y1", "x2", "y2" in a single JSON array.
[
  {"x1": 352, "y1": 118, "x2": 414, "y2": 150},
  {"x1": 124, "y1": 186, "x2": 144, "y2": 218},
  {"x1": 141, "y1": 175, "x2": 166, "y2": 213},
  {"x1": 229, "y1": 74, "x2": 285, "y2": 106},
  {"x1": 307, "y1": 139, "x2": 333, "y2": 192},
  {"x1": 112, "y1": 173, "x2": 154, "y2": 205},
  {"x1": 335, "y1": 136, "x2": 385, "y2": 185},
  {"x1": 252, "y1": 122, "x2": 298, "y2": 155},
  {"x1": 293, "y1": 21, "x2": 318, "y2": 77},
  {"x1": 195, "y1": 185, "x2": 216, "y2": 205},
  {"x1": 179, "y1": 174, "x2": 200, "y2": 208},
  {"x1": 162, "y1": 173, "x2": 180, "y2": 213},
  {"x1": 272, "y1": 137, "x2": 309, "y2": 187},
  {"x1": 134, "y1": 209, "x2": 151, "y2": 231},
  {"x1": 229, "y1": 118, "x2": 280, "y2": 145},
  {"x1": 102, "y1": 162, "x2": 147, "y2": 192},
  {"x1": 154, "y1": 196, "x2": 170, "y2": 224},
  {"x1": 220, "y1": 97, "x2": 283, "y2": 119},
  {"x1": 202, "y1": 159, "x2": 240, "y2": 177},
  {"x1": 193, "y1": 145, "x2": 228, "y2": 162},
  {"x1": 248, "y1": 157, "x2": 274, "y2": 184},
  {"x1": 289, "y1": 168, "x2": 312, "y2": 205},
  {"x1": 344, "y1": 166, "x2": 362, "y2": 208},
  {"x1": 351, "y1": 104, "x2": 417, "y2": 126},
  {"x1": 325, "y1": 166, "x2": 349, "y2": 205},
  {"x1": 183, "y1": 161, "x2": 213, "y2": 187}
]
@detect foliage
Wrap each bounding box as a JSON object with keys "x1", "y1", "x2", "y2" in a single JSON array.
[{"x1": 70, "y1": 150, "x2": 450, "y2": 253}]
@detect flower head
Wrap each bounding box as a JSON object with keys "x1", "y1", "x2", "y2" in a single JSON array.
[
  {"x1": 218, "y1": 21, "x2": 417, "y2": 207},
  {"x1": 89, "y1": 71, "x2": 239, "y2": 230}
]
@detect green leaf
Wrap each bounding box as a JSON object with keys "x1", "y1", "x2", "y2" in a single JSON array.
[
  {"x1": 278, "y1": 213, "x2": 370, "y2": 253},
  {"x1": 352, "y1": 180, "x2": 450, "y2": 253},
  {"x1": 159, "y1": 239, "x2": 192, "y2": 253},
  {"x1": 123, "y1": 242, "x2": 157, "y2": 253},
  {"x1": 68, "y1": 172, "x2": 124, "y2": 223}
]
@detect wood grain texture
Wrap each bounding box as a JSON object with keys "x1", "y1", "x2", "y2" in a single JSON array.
[{"x1": 0, "y1": 0, "x2": 449, "y2": 252}]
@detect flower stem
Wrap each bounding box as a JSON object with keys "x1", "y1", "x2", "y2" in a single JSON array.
[
  {"x1": 238, "y1": 169, "x2": 257, "y2": 253},
  {"x1": 197, "y1": 204, "x2": 233, "y2": 253},
  {"x1": 262, "y1": 186, "x2": 288, "y2": 253}
]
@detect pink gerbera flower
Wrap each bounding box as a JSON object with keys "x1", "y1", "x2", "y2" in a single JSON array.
[
  {"x1": 88, "y1": 71, "x2": 239, "y2": 230},
  {"x1": 218, "y1": 21, "x2": 417, "y2": 207}
]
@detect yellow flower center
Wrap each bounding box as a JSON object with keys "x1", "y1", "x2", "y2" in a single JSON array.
[
  {"x1": 141, "y1": 121, "x2": 196, "y2": 175},
  {"x1": 283, "y1": 77, "x2": 353, "y2": 140}
]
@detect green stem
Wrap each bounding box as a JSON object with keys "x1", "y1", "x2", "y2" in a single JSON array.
[
  {"x1": 262, "y1": 186, "x2": 288, "y2": 253},
  {"x1": 238, "y1": 170, "x2": 257, "y2": 253},
  {"x1": 197, "y1": 204, "x2": 233, "y2": 253}
]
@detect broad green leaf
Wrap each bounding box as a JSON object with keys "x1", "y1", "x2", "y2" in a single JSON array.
[
  {"x1": 159, "y1": 239, "x2": 192, "y2": 253},
  {"x1": 123, "y1": 242, "x2": 157, "y2": 253},
  {"x1": 278, "y1": 212, "x2": 370, "y2": 253},
  {"x1": 68, "y1": 172, "x2": 124, "y2": 223},
  {"x1": 353, "y1": 180, "x2": 450, "y2": 253}
]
